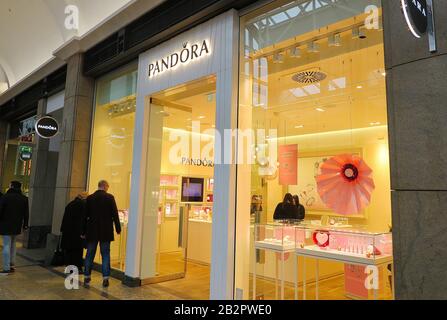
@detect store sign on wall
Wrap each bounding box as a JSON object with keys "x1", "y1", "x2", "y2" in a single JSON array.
[
  {"x1": 148, "y1": 40, "x2": 210, "y2": 78},
  {"x1": 401, "y1": 0, "x2": 436, "y2": 52},
  {"x1": 181, "y1": 157, "x2": 214, "y2": 167},
  {"x1": 35, "y1": 116, "x2": 59, "y2": 139}
]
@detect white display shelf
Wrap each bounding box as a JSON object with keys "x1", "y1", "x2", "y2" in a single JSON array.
[
  {"x1": 295, "y1": 245, "x2": 393, "y2": 266},
  {"x1": 189, "y1": 218, "x2": 212, "y2": 224},
  {"x1": 255, "y1": 240, "x2": 295, "y2": 252}
]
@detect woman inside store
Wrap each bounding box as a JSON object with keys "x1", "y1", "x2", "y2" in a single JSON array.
[
  {"x1": 293, "y1": 195, "x2": 305, "y2": 220},
  {"x1": 273, "y1": 193, "x2": 299, "y2": 221}
]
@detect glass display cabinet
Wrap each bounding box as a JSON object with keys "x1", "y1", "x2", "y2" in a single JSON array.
[
  {"x1": 293, "y1": 225, "x2": 393, "y2": 300},
  {"x1": 253, "y1": 223, "x2": 297, "y2": 300},
  {"x1": 254, "y1": 223, "x2": 297, "y2": 251}
]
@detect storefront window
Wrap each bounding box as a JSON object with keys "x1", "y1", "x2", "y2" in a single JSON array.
[
  {"x1": 88, "y1": 64, "x2": 137, "y2": 271},
  {"x1": 1, "y1": 117, "x2": 36, "y2": 194},
  {"x1": 236, "y1": 0, "x2": 392, "y2": 300}
]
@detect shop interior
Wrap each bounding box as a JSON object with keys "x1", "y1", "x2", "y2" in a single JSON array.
[
  {"x1": 139, "y1": 76, "x2": 216, "y2": 299},
  {"x1": 236, "y1": 0, "x2": 393, "y2": 300},
  {"x1": 1, "y1": 117, "x2": 35, "y2": 194}
]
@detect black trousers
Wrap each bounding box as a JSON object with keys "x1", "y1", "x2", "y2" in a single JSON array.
[{"x1": 64, "y1": 248, "x2": 84, "y2": 271}]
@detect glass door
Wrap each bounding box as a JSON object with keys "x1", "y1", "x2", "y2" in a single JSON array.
[{"x1": 141, "y1": 76, "x2": 216, "y2": 299}]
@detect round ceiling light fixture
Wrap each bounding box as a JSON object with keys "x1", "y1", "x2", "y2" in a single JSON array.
[{"x1": 292, "y1": 69, "x2": 327, "y2": 84}]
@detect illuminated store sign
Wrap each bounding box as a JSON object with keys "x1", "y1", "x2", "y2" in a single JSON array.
[
  {"x1": 19, "y1": 146, "x2": 33, "y2": 162},
  {"x1": 401, "y1": 0, "x2": 436, "y2": 52},
  {"x1": 148, "y1": 40, "x2": 210, "y2": 78},
  {"x1": 182, "y1": 157, "x2": 214, "y2": 167},
  {"x1": 35, "y1": 116, "x2": 59, "y2": 138}
]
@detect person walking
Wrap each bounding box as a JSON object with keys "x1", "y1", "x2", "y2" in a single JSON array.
[
  {"x1": 0, "y1": 181, "x2": 29, "y2": 275},
  {"x1": 82, "y1": 180, "x2": 121, "y2": 287},
  {"x1": 60, "y1": 192, "x2": 88, "y2": 273}
]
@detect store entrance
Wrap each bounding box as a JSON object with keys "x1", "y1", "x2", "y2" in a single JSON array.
[{"x1": 144, "y1": 76, "x2": 216, "y2": 298}]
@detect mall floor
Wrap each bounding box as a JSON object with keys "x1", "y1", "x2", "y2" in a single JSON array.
[{"x1": 0, "y1": 242, "x2": 391, "y2": 300}]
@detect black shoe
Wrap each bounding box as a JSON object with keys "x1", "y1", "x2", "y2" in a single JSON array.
[
  {"x1": 84, "y1": 277, "x2": 91, "y2": 285},
  {"x1": 9, "y1": 267, "x2": 15, "y2": 273},
  {"x1": 0, "y1": 270, "x2": 11, "y2": 276},
  {"x1": 102, "y1": 279, "x2": 109, "y2": 288}
]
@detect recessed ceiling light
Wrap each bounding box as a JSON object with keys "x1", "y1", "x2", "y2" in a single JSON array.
[
  {"x1": 370, "y1": 122, "x2": 381, "y2": 126},
  {"x1": 316, "y1": 108, "x2": 325, "y2": 112},
  {"x1": 382, "y1": 72, "x2": 386, "y2": 77},
  {"x1": 356, "y1": 85, "x2": 363, "y2": 89},
  {"x1": 198, "y1": 115, "x2": 206, "y2": 119},
  {"x1": 294, "y1": 125, "x2": 304, "y2": 129}
]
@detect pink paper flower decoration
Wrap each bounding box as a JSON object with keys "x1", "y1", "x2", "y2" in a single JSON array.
[{"x1": 316, "y1": 154, "x2": 375, "y2": 215}]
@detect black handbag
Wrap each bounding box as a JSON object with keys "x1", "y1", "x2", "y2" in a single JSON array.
[{"x1": 51, "y1": 236, "x2": 65, "y2": 266}]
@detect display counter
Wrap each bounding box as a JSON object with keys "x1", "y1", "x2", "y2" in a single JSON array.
[
  {"x1": 187, "y1": 218, "x2": 212, "y2": 264},
  {"x1": 252, "y1": 223, "x2": 393, "y2": 300}
]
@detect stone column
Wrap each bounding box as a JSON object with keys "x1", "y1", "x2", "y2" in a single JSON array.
[
  {"x1": 383, "y1": 1, "x2": 447, "y2": 299},
  {"x1": 0, "y1": 120, "x2": 7, "y2": 187},
  {"x1": 45, "y1": 53, "x2": 94, "y2": 265},
  {"x1": 23, "y1": 98, "x2": 56, "y2": 248}
]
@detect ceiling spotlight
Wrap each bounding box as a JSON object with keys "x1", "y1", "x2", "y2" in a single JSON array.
[
  {"x1": 370, "y1": 122, "x2": 381, "y2": 126},
  {"x1": 289, "y1": 46, "x2": 301, "y2": 58},
  {"x1": 272, "y1": 52, "x2": 285, "y2": 64},
  {"x1": 359, "y1": 27, "x2": 367, "y2": 39},
  {"x1": 356, "y1": 85, "x2": 363, "y2": 89},
  {"x1": 353, "y1": 26, "x2": 367, "y2": 39},
  {"x1": 307, "y1": 41, "x2": 320, "y2": 53},
  {"x1": 294, "y1": 125, "x2": 304, "y2": 129},
  {"x1": 328, "y1": 33, "x2": 342, "y2": 47},
  {"x1": 315, "y1": 108, "x2": 325, "y2": 112}
]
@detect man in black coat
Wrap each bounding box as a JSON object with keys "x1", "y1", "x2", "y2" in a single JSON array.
[
  {"x1": 82, "y1": 180, "x2": 121, "y2": 287},
  {"x1": 0, "y1": 181, "x2": 29, "y2": 275},
  {"x1": 60, "y1": 192, "x2": 88, "y2": 272}
]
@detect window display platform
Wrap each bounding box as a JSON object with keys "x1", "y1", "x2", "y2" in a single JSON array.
[
  {"x1": 255, "y1": 240, "x2": 295, "y2": 252},
  {"x1": 295, "y1": 245, "x2": 393, "y2": 266}
]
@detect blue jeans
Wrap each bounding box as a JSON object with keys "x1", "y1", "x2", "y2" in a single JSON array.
[
  {"x1": 84, "y1": 241, "x2": 111, "y2": 279},
  {"x1": 2, "y1": 235, "x2": 17, "y2": 271}
]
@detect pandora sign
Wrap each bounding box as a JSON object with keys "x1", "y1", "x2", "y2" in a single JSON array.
[{"x1": 148, "y1": 40, "x2": 210, "y2": 78}]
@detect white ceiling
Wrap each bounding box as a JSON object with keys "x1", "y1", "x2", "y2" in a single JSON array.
[{"x1": 0, "y1": 0, "x2": 135, "y2": 92}]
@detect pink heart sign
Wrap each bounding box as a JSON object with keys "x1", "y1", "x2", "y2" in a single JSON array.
[{"x1": 313, "y1": 230, "x2": 330, "y2": 247}]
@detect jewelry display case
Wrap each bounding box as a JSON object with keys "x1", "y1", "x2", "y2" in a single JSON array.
[
  {"x1": 295, "y1": 226, "x2": 393, "y2": 265},
  {"x1": 254, "y1": 223, "x2": 297, "y2": 251},
  {"x1": 293, "y1": 225, "x2": 393, "y2": 300},
  {"x1": 253, "y1": 223, "x2": 299, "y2": 300}
]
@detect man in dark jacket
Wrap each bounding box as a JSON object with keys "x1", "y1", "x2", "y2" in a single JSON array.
[
  {"x1": 0, "y1": 181, "x2": 29, "y2": 275},
  {"x1": 82, "y1": 180, "x2": 121, "y2": 287},
  {"x1": 60, "y1": 192, "x2": 88, "y2": 272}
]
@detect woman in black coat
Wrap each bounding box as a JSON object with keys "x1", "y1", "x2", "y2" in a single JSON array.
[
  {"x1": 273, "y1": 193, "x2": 299, "y2": 221},
  {"x1": 60, "y1": 192, "x2": 88, "y2": 272},
  {"x1": 293, "y1": 195, "x2": 305, "y2": 220}
]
